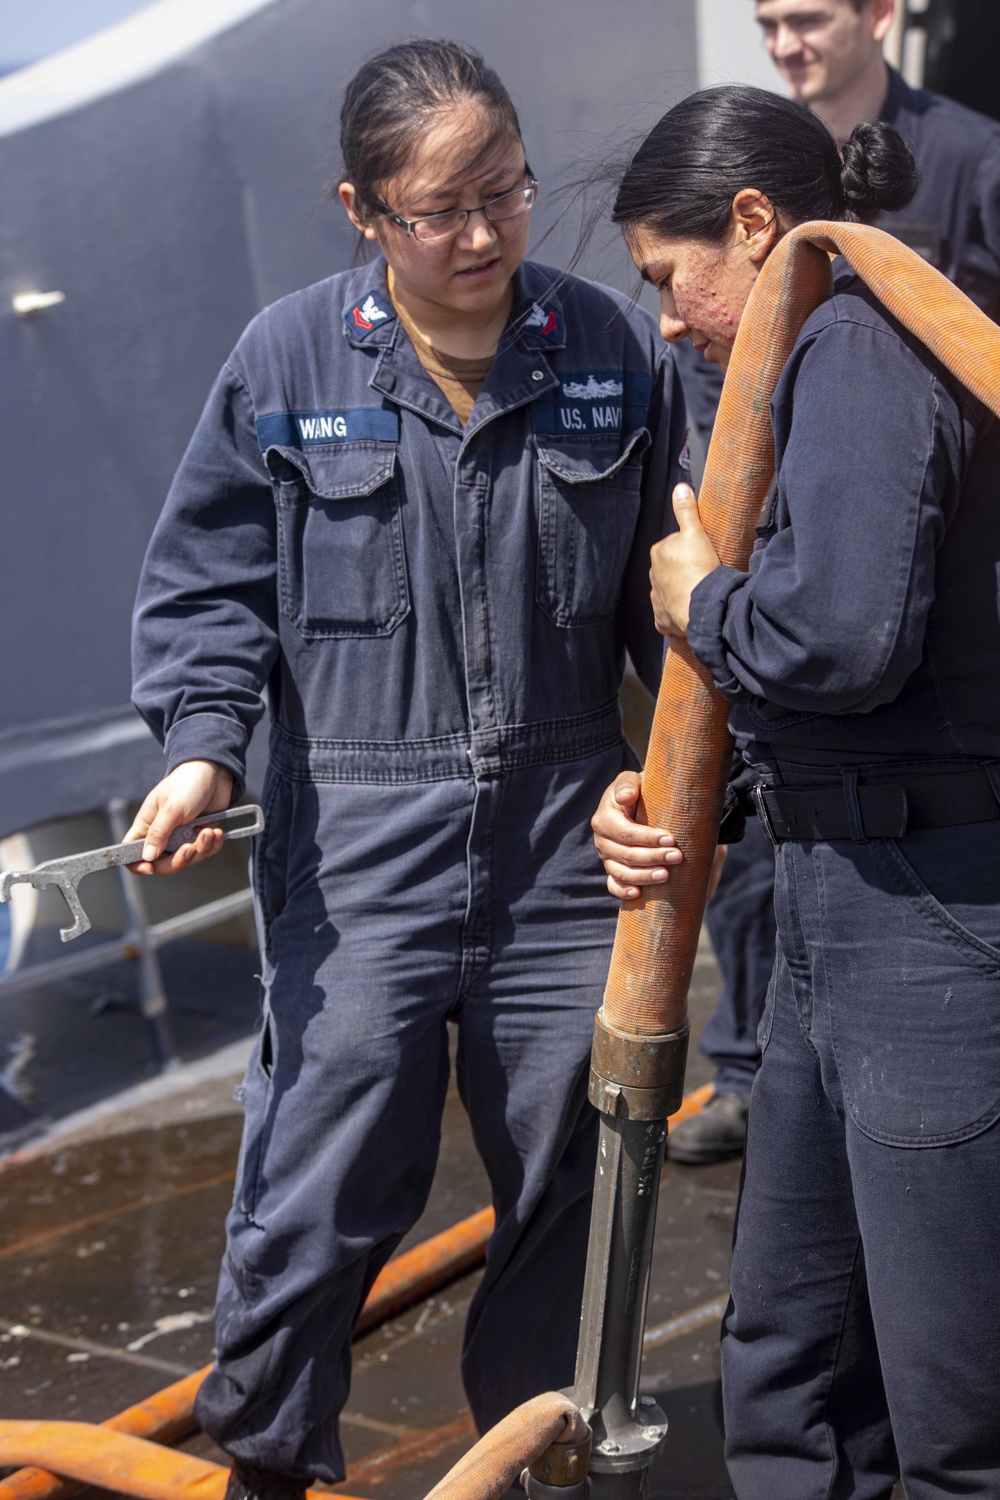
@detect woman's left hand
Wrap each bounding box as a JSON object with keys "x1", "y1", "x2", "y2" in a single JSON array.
[
  {"x1": 650, "y1": 484, "x2": 722, "y2": 637},
  {"x1": 591, "y1": 771, "x2": 684, "y2": 901}
]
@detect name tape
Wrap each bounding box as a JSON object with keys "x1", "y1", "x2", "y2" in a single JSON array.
[{"x1": 256, "y1": 409, "x2": 400, "y2": 450}]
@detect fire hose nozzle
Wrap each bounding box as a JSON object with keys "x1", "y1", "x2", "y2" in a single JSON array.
[
  {"x1": 587, "y1": 1012, "x2": 689, "y2": 1121},
  {"x1": 522, "y1": 1426, "x2": 593, "y2": 1500}
]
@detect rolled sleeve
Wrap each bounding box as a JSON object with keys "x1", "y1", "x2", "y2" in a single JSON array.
[
  {"x1": 163, "y1": 712, "x2": 253, "y2": 797},
  {"x1": 686, "y1": 565, "x2": 748, "y2": 700}
]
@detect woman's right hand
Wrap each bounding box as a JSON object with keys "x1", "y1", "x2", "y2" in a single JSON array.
[
  {"x1": 125, "y1": 760, "x2": 235, "y2": 876},
  {"x1": 591, "y1": 771, "x2": 683, "y2": 900}
]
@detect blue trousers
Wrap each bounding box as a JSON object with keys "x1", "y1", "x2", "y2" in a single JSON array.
[
  {"x1": 723, "y1": 760, "x2": 1000, "y2": 1498},
  {"x1": 196, "y1": 751, "x2": 621, "y2": 1484},
  {"x1": 702, "y1": 817, "x2": 776, "y2": 1093}
]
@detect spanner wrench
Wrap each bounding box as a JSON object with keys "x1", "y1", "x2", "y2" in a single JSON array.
[{"x1": 0, "y1": 805, "x2": 265, "y2": 943}]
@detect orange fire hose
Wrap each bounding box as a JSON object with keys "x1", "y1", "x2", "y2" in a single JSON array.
[
  {"x1": 356, "y1": 1206, "x2": 495, "y2": 1333},
  {"x1": 0, "y1": 1093, "x2": 714, "y2": 1500},
  {"x1": 601, "y1": 219, "x2": 1000, "y2": 1039},
  {"x1": 0, "y1": 1395, "x2": 585, "y2": 1500},
  {"x1": 0, "y1": 1207, "x2": 495, "y2": 1500},
  {"x1": 0, "y1": 1424, "x2": 345, "y2": 1500},
  {"x1": 0, "y1": 1373, "x2": 206, "y2": 1500},
  {"x1": 425, "y1": 1393, "x2": 590, "y2": 1500},
  {"x1": 420, "y1": 222, "x2": 1000, "y2": 1499}
]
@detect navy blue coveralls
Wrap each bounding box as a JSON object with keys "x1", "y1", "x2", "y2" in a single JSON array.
[
  {"x1": 674, "y1": 65, "x2": 1000, "y2": 1102},
  {"x1": 686, "y1": 269, "x2": 1000, "y2": 1497},
  {"x1": 131, "y1": 257, "x2": 685, "y2": 1483}
]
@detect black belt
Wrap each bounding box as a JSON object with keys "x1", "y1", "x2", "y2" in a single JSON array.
[{"x1": 752, "y1": 767, "x2": 1000, "y2": 845}]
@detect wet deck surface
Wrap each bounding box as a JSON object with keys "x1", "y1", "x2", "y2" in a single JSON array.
[{"x1": 0, "y1": 945, "x2": 738, "y2": 1500}]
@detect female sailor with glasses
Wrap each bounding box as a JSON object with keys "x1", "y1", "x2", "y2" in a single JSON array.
[{"x1": 127, "y1": 38, "x2": 687, "y2": 1499}]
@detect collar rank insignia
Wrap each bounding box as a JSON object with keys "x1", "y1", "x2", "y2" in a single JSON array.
[
  {"x1": 525, "y1": 301, "x2": 559, "y2": 337},
  {"x1": 348, "y1": 292, "x2": 392, "y2": 335}
]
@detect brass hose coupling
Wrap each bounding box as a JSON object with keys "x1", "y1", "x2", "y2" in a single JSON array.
[
  {"x1": 587, "y1": 1010, "x2": 690, "y2": 1121},
  {"x1": 522, "y1": 1427, "x2": 593, "y2": 1500}
]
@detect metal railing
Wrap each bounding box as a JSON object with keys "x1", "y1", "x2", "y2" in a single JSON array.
[{"x1": 0, "y1": 798, "x2": 256, "y2": 1075}]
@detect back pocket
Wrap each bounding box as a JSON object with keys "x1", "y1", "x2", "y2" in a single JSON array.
[
  {"x1": 535, "y1": 428, "x2": 649, "y2": 628},
  {"x1": 268, "y1": 443, "x2": 410, "y2": 639}
]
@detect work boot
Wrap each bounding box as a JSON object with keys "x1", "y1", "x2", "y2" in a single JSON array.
[
  {"x1": 224, "y1": 1461, "x2": 309, "y2": 1500},
  {"x1": 667, "y1": 1090, "x2": 751, "y2": 1165}
]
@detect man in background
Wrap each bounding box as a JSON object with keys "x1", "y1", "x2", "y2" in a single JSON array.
[{"x1": 669, "y1": 0, "x2": 1000, "y2": 1164}]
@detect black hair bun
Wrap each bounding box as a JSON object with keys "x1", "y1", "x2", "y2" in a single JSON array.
[{"x1": 840, "y1": 120, "x2": 919, "y2": 223}]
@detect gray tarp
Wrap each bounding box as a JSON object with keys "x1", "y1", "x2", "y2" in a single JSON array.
[{"x1": 0, "y1": 0, "x2": 697, "y2": 841}]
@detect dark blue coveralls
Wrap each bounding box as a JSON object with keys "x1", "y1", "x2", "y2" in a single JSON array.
[
  {"x1": 687, "y1": 268, "x2": 1000, "y2": 1497},
  {"x1": 131, "y1": 258, "x2": 686, "y2": 1483},
  {"x1": 673, "y1": 64, "x2": 1000, "y2": 1102}
]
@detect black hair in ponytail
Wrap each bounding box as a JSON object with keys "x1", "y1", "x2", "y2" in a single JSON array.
[
  {"x1": 612, "y1": 85, "x2": 918, "y2": 242},
  {"x1": 839, "y1": 118, "x2": 919, "y2": 222}
]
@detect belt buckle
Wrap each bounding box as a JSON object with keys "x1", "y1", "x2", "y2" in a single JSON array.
[{"x1": 751, "y1": 781, "x2": 780, "y2": 847}]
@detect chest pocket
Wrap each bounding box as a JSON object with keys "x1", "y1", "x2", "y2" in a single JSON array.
[
  {"x1": 535, "y1": 428, "x2": 649, "y2": 628},
  {"x1": 266, "y1": 443, "x2": 410, "y2": 639}
]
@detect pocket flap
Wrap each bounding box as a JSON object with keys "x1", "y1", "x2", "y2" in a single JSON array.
[
  {"x1": 535, "y1": 426, "x2": 650, "y2": 485},
  {"x1": 266, "y1": 444, "x2": 397, "y2": 499}
]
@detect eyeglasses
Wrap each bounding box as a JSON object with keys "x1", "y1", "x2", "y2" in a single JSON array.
[{"x1": 375, "y1": 176, "x2": 538, "y2": 243}]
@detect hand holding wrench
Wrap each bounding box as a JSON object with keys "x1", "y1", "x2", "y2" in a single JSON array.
[{"x1": 0, "y1": 805, "x2": 265, "y2": 943}]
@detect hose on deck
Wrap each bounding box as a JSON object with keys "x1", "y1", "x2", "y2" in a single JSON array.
[
  {"x1": 0, "y1": 1208, "x2": 496, "y2": 1500},
  {"x1": 0, "y1": 1423, "x2": 342, "y2": 1500},
  {"x1": 0, "y1": 1397, "x2": 586, "y2": 1500},
  {"x1": 425, "y1": 1393, "x2": 591, "y2": 1500}
]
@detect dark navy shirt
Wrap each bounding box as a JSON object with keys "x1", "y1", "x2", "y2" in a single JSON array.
[
  {"x1": 881, "y1": 66, "x2": 1000, "y2": 318},
  {"x1": 132, "y1": 258, "x2": 686, "y2": 793},
  {"x1": 687, "y1": 270, "x2": 1000, "y2": 762},
  {"x1": 675, "y1": 66, "x2": 1000, "y2": 450}
]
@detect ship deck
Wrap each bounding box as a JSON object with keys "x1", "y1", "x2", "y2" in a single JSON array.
[{"x1": 0, "y1": 939, "x2": 737, "y2": 1500}]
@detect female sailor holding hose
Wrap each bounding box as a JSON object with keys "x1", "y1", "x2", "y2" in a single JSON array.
[{"x1": 593, "y1": 86, "x2": 1000, "y2": 1497}]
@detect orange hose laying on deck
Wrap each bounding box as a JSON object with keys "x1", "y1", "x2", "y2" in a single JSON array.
[
  {"x1": 0, "y1": 1206, "x2": 496, "y2": 1500},
  {"x1": 0, "y1": 1371, "x2": 206, "y2": 1500},
  {"x1": 0, "y1": 1089, "x2": 718, "y2": 1500},
  {"x1": 425, "y1": 1392, "x2": 589, "y2": 1500},
  {"x1": 0, "y1": 1075, "x2": 719, "y2": 1500},
  {"x1": 356, "y1": 1206, "x2": 495, "y2": 1332},
  {"x1": 0, "y1": 1395, "x2": 587, "y2": 1500},
  {"x1": 0, "y1": 1079, "x2": 719, "y2": 1499},
  {"x1": 601, "y1": 220, "x2": 1000, "y2": 1038},
  {"x1": 0, "y1": 1423, "x2": 351, "y2": 1500}
]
